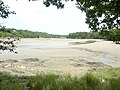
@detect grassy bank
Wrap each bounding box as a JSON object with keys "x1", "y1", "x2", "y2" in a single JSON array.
[{"x1": 0, "y1": 67, "x2": 120, "y2": 90}]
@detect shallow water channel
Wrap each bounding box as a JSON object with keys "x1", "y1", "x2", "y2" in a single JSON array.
[
  {"x1": 18, "y1": 42, "x2": 69, "y2": 49},
  {"x1": 100, "y1": 55, "x2": 120, "y2": 67},
  {"x1": 18, "y1": 42, "x2": 120, "y2": 67}
]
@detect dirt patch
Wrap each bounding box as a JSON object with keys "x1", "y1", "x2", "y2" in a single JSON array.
[
  {"x1": 22, "y1": 58, "x2": 39, "y2": 62},
  {"x1": 69, "y1": 40, "x2": 96, "y2": 45},
  {"x1": 71, "y1": 63, "x2": 84, "y2": 67},
  {"x1": 0, "y1": 59, "x2": 18, "y2": 63},
  {"x1": 87, "y1": 62, "x2": 108, "y2": 67}
]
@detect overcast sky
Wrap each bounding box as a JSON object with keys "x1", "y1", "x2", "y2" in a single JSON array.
[{"x1": 1, "y1": 0, "x2": 90, "y2": 35}]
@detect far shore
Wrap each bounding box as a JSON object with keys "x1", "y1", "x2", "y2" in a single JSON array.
[{"x1": 0, "y1": 38, "x2": 120, "y2": 76}]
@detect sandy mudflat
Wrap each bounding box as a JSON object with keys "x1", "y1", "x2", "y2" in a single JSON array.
[{"x1": 0, "y1": 38, "x2": 120, "y2": 76}]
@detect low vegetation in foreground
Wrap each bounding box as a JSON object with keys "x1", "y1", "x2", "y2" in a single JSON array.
[{"x1": 0, "y1": 67, "x2": 120, "y2": 90}]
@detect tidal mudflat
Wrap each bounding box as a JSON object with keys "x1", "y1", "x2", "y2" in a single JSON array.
[{"x1": 0, "y1": 38, "x2": 120, "y2": 76}]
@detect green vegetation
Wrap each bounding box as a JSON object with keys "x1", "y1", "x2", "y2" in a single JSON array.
[
  {"x1": 68, "y1": 32, "x2": 104, "y2": 39},
  {"x1": 1, "y1": 28, "x2": 119, "y2": 44},
  {"x1": 0, "y1": 0, "x2": 15, "y2": 19},
  {"x1": 43, "y1": 0, "x2": 120, "y2": 32},
  {"x1": 0, "y1": 28, "x2": 67, "y2": 38},
  {"x1": 68, "y1": 29, "x2": 120, "y2": 43},
  {"x1": 91, "y1": 67, "x2": 120, "y2": 79},
  {"x1": 0, "y1": 68, "x2": 120, "y2": 90},
  {"x1": 105, "y1": 29, "x2": 120, "y2": 44}
]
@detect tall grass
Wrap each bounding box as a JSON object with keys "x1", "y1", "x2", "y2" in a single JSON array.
[
  {"x1": 0, "y1": 68, "x2": 120, "y2": 90},
  {"x1": 0, "y1": 72, "x2": 24, "y2": 90}
]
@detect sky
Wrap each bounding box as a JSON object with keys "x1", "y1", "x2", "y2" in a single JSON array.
[{"x1": 1, "y1": 0, "x2": 90, "y2": 35}]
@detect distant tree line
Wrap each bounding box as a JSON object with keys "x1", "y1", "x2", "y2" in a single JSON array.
[
  {"x1": 68, "y1": 29, "x2": 120, "y2": 44},
  {"x1": 0, "y1": 28, "x2": 67, "y2": 38},
  {"x1": 0, "y1": 28, "x2": 120, "y2": 44},
  {"x1": 68, "y1": 32, "x2": 104, "y2": 39}
]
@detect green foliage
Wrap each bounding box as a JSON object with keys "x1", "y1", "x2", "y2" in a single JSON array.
[
  {"x1": 91, "y1": 67, "x2": 120, "y2": 79},
  {"x1": 92, "y1": 67, "x2": 120, "y2": 90},
  {"x1": 43, "y1": 0, "x2": 120, "y2": 32},
  {"x1": 105, "y1": 29, "x2": 120, "y2": 43},
  {"x1": 0, "y1": 0, "x2": 16, "y2": 52},
  {"x1": 79, "y1": 73, "x2": 101, "y2": 90},
  {"x1": 77, "y1": 0, "x2": 120, "y2": 31},
  {"x1": 0, "y1": 0, "x2": 15, "y2": 19},
  {"x1": 108, "y1": 78, "x2": 120, "y2": 90},
  {"x1": 0, "y1": 72, "x2": 24, "y2": 90},
  {"x1": 0, "y1": 68, "x2": 120, "y2": 90},
  {"x1": 68, "y1": 30, "x2": 120, "y2": 43},
  {"x1": 0, "y1": 28, "x2": 67, "y2": 38},
  {"x1": 0, "y1": 28, "x2": 19, "y2": 53},
  {"x1": 0, "y1": 38, "x2": 19, "y2": 53},
  {"x1": 68, "y1": 32, "x2": 104, "y2": 39},
  {"x1": 43, "y1": 0, "x2": 64, "y2": 9}
]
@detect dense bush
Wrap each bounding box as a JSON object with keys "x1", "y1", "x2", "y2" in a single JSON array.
[{"x1": 105, "y1": 29, "x2": 120, "y2": 44}]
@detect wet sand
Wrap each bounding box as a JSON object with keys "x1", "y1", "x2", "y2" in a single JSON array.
[{"x1": 0, "y1": 38, "x2": 120, "y2": 76}]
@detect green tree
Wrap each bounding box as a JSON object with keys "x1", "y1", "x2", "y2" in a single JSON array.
[
  {"x1": 106, "y1": 29, "x2": 120, "y2": 43},
  {"x1": 0, "y1": 0, "x2": 15, "y2": 19},
  {"x1": 0, "y1": 0, "x2": 17, "y2": 53},
  {"x1": 43, "y1": 0, "x2": 120, "y2": 43},
  {"x1": 43, "y1": 0, "x2": 120, "y2": 32}
]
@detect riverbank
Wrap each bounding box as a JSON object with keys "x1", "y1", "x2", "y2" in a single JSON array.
[{"x1": 0, "y1": 38, "x2": 120, "y2": 76}]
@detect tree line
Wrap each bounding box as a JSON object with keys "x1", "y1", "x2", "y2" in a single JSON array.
[
  {"x1": 0, "y1": 28, "x2": 67, "y2": 38},
  {"x1": 1, "y1": 28, "x2": 120, "y2": 44},
  {"x1": 68, "y1": 32, "x2": 104, "y2": 39},
  {"x1": 68, "y1": 29, "x2": 120, "y2": 44}
]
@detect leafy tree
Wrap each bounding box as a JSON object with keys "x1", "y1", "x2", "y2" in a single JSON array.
[
  {"x1": 43, "y1": 0, "x2": 120, "y2": 43},
  {"x1": 43, "y1": 0, "x2": 120, "y2": 32},
  {"x1": 0, "y1": 0, "x2": 15, "y2": 19},
  {"x1": 106, "y1": 29, "x2": 120, "y2": 43},
  {"x1": 0, "y1": 0, "x2": 17, "y2": 53}
]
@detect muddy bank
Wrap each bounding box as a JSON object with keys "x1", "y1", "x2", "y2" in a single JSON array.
[{"x1": 0, "y1": 38, "x2": 120, "y2": 76}]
